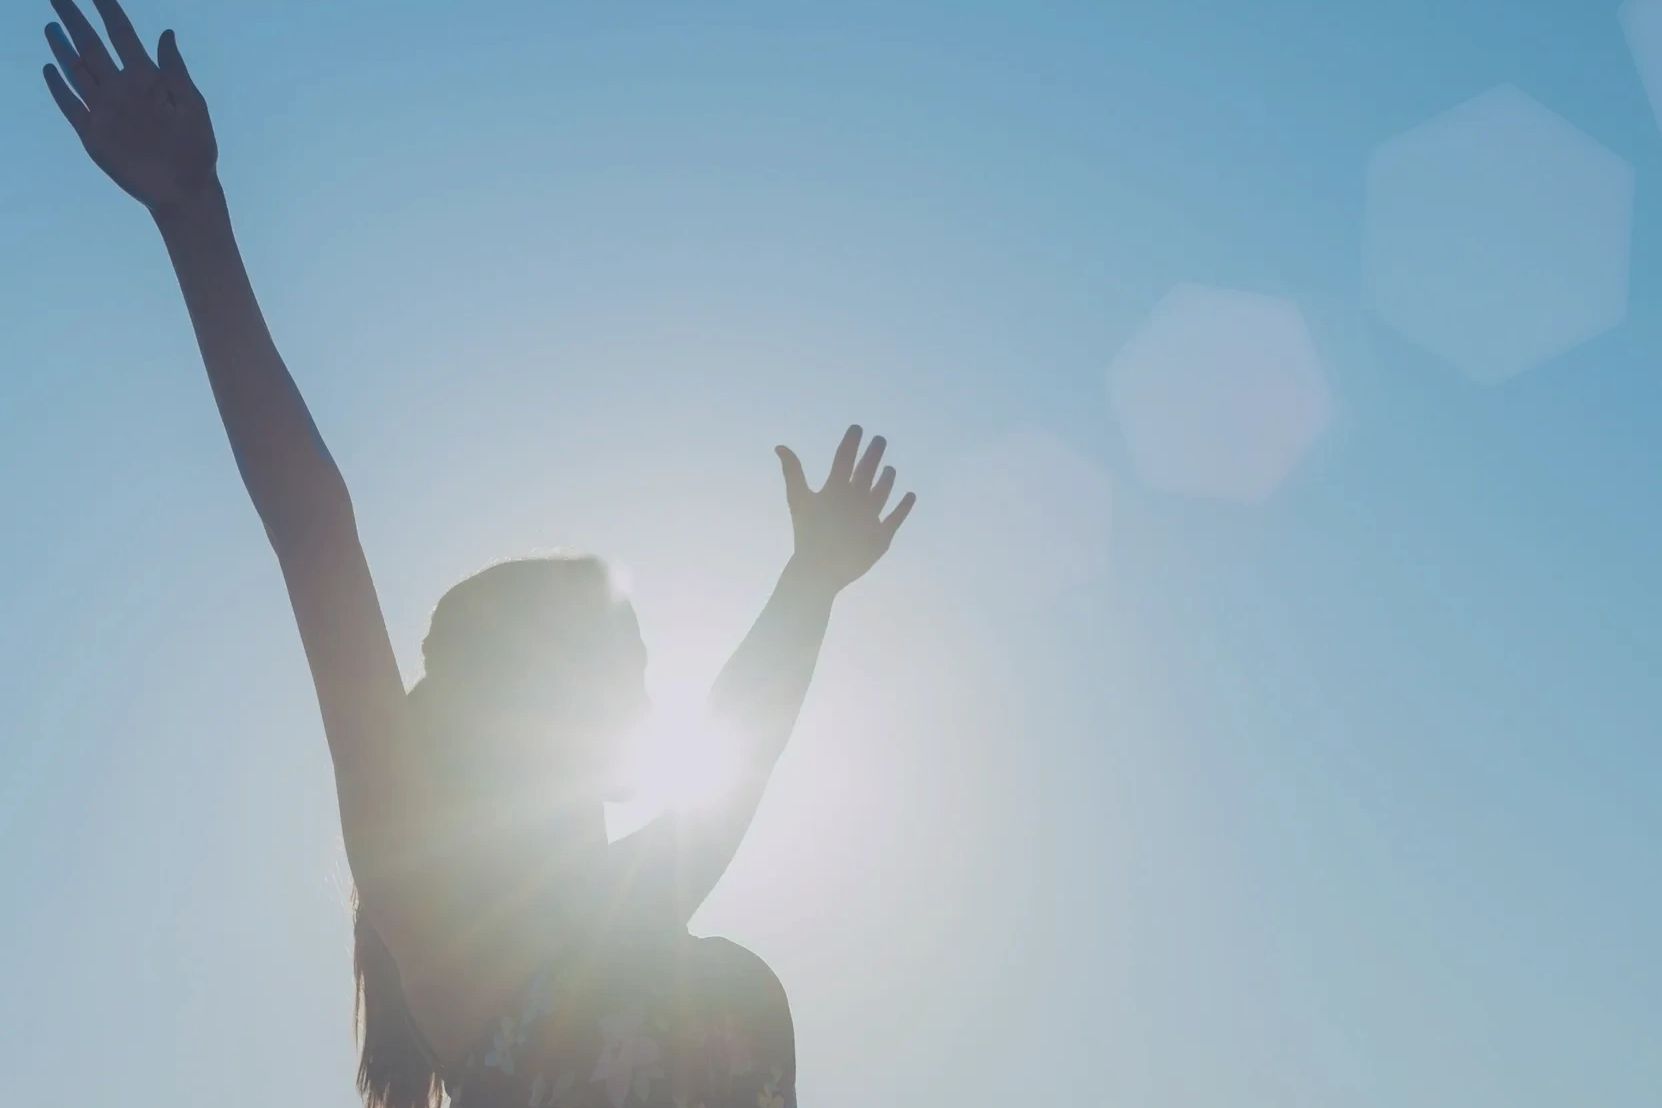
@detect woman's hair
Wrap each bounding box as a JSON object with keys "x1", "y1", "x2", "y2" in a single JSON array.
[
  {"x1": 355, "y1": 893, "x2": 442, "y2": 1108},
  {"x1": 354, "y1": 554, "x2": 633, "y2": 1108}
]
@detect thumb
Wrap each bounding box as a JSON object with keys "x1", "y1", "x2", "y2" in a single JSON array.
[
  {"x1": 775, "y1": 445, "x2": 809, "y2": 509},
  {"x1": 157, "y1": 29, "x2": 193, "y2": 87}
]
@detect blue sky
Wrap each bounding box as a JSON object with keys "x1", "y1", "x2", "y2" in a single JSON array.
[{"x1": 1, "y1": 0, "x2": 1658, "y2": 1104}]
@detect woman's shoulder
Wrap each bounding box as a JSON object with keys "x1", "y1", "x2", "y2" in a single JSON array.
[
  {"x1": 677, "y1": 934, "x2": 791, "y2": 1011},
  {"x1": 682, "y1": 934, "x2": 783, "y2": 978}
]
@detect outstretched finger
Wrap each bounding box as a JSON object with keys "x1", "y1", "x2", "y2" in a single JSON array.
[
  {"x1": 44, "y1": 23, "x2": 94, "y2": 101},
  {"x1": 828, "y1": 424, "x2": 862, "y2": 485},
  {"x1": 881, "y1": 491, "x2": 916, "y2": 539},
  {"x1": 90, "y1": 0, "x2": 153, "y2": 70},
  {"x1": 776, "y1": 445, "x2": 811, "y2": 510},
  {"x1": 156, "y1": 29, "x2": 197, "y2": 99},
  {"x1": 870, "y1": 465, "x2": 896, "y2": 510},
  {"x1": 853, "y1": 435, "x2": 886, "y2": 490},
  {"x1": 50, "y1": 0, "x2": 116, "y2": 83},
  {"x1": 43, "y1": 64, "x2": 89, "y2": 135}
]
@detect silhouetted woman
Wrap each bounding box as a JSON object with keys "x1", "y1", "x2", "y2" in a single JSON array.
[{"x1": 41, "y1": 2, "x2": 916, "y2": 1105}]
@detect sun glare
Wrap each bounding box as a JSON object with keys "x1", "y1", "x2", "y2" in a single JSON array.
[{"x1": 617, "y1": 695, "x2": 741, "y2": 820}]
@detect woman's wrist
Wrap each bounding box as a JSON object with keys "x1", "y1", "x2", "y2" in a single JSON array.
[
  {"x1": 780, "y1": 556, "x2": 842, "y2": 608},
  {"x1": 150, "y1": 173, "x2": 229, "y2": 237}
]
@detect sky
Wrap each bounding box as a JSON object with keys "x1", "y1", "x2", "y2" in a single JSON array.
[{"x1": 1, "y1": 0, "x2": 1659, "y2": 1104}]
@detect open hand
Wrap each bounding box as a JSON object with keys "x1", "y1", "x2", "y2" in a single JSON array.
[
  {"x1": 42, "y1": 0, "x2": 216, "y2": 213},
  {"x1": 776, "y1": 425, "x2": 917, "y2": 592}
]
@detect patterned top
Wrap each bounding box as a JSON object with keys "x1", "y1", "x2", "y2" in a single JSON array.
[{"x1": 444, "y1": 931, "x2": 795, "y2": 1108}]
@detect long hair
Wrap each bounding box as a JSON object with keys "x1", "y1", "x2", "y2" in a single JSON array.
[
  {"x1": 354, "y1": 892, "x2": 443, "y2": 1108},
  {"x1": 353, "y1": 554, "x2": 626, "y2": 1108}
]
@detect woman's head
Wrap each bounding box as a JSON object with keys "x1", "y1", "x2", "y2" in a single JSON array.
[
  {"x1": 355, "y1": 553, "x2": 646, "y2": 1108},
  {"x1": 409, "y1": 553, "x2": 648, "y2": 806}
]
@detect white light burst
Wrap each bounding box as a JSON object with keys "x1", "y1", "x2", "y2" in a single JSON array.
[{"x1": 611, "y1": 693, "x2": 741, "y2": 834}]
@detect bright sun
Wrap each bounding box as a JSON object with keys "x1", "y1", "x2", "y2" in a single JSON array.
[{"x1": 616, "y1": 692, "x2": 741, "y2": 822}]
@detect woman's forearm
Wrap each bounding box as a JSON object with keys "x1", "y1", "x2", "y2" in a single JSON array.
[
  {"x1": 154, "y1": 178, "x2": 350, "y2": 547},
  {"x1": 709, "y1": 558, "x2": 839, "y2": 768},
  {"x1": 610, "y1": 431, "x2": 913, "y2": 921}
]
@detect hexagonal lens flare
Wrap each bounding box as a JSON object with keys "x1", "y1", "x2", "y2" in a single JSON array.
[
  {"x1": 1364, "y1": 84, "x2": 1634, "y2": 385},
  {"x1": 1108, "y1": 283, "x2": 1332, "y2": 503}
]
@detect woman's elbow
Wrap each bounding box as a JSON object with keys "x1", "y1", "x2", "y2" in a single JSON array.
[{"x1": 258, "y1": 468, "x2": 359, "y2": 559}]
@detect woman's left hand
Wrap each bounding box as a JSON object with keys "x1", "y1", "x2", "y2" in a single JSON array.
[{"x1": 775, "y1": 424, "x2": 917, "y2": 593}]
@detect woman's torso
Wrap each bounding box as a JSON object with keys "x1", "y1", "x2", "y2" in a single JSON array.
[{"x1": 441, "y1": 930, "x2": 796, "y2": 1108}]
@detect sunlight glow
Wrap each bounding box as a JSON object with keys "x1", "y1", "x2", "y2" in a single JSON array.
[{"x1": 617, "y1": 694, "x2": 742, "y2": 819}]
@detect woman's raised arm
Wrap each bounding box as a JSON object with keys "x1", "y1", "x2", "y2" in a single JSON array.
[
  {"x1": 610, "y1": 425, "x2": 916, "y2": 924},
  {"x1": 42, "y1": 0, "x2": 423, "y2": 935}
]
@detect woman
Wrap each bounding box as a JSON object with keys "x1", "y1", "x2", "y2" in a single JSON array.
[{"x1": 40, "y1": 2, "x2": 917, "y2": 1105}]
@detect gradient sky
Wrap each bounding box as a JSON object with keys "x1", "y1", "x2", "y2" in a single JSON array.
[{"x1": 1, "y1": 0, "x2": 1658, "y2": 1104}]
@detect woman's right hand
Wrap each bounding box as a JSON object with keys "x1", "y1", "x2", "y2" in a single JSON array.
[{"x1": 42, "y1": 0, "x2": 218, "y2": 215}]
